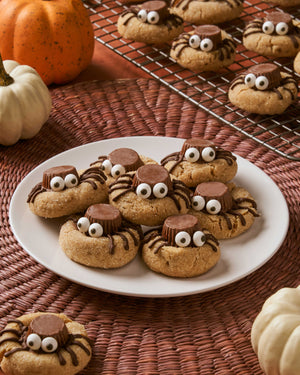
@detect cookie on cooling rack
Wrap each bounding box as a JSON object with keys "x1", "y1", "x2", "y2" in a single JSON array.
[
  {"x1": 243, "y1": 11, "x2": 300, "y2": 57},
  {"x1": 160, "y1": 138, "x2": 237, "y2": 188},
  {"x1": 228, "y1": 63, "x2": 298, "y2": 115},
  {"x1": 189, "y1": 181, "x2": 259, "y2": 239},
  {"x1": 27, "y1": 165, "x2": 108, "y2": 218},
  {"x1": 109, "y1": 164, "x2": 191, "y2": 226},
  {"x1": 117, "y1": 0, "x2": 184, "y2": 44},
  {"x1": 90, "y1": 147, "x2": 156, "y2": 186},
  {"x1": 294, "y1": 51, "x2": 300, "y2": 74},
  {"x1": 170, "y1": 25, "x2": 236, "y2": 72},
  {"x1": 169, "y1": 0, "x2": 243, "y2": 25},
  {"x1": 142, "y1": 213, "x2": 220, "y2": 277},
  {"x1": 59, "y1": 204, "x2": 143, "y2": 269},
  {"x1": 0, "y1": 312, "x2": 92, "y2": 375}
]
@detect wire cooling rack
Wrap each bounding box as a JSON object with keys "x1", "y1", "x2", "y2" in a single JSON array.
[{"x1": 85, "y1": 0, "x2": 300, "y2": 161}]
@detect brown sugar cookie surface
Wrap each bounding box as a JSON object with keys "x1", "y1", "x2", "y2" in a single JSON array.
[
  {"x1": 170, "y1": 25, "x2": 236, "y2": 72},
  {"x1": 294, "y1": 51, "x2": 300, "y2": 74},
  {"x1": 161, "y1": 138, "x2": 237, "y2": 187},
  {"x1": 142, "y1": 214, "x2": 220, "y2": 277},
  {"x1": 0, "y1": 312, "x2": 92, "y2": 375},
  {"x1": 117, "y1": 0, "x2": 184, "y2": 44}
]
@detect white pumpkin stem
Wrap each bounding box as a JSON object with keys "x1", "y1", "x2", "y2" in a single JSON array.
[{"x1": 0, "y1": 54, "x2": 14, "y2": 86}]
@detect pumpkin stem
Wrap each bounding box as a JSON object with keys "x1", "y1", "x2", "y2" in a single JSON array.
[{"x1": 0, "y1": 54, "x2": 14, "y2": 86}]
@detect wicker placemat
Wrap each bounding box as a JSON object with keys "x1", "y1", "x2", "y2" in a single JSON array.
[{"x1": 0, "y1": 79, "x2": 299, "y2": 375}]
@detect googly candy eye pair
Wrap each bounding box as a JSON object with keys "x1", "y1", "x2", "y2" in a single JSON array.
[
  {"x1": 192, "y1": 195, "x2": 222, "y2": 214},
  {"x1": 27, "y1": 333, "x2": 58, "y2": 353},
  {"x1": 262, "y1": 21, "x2": 289, "y2": 35},
  {"x1": 185, "y1": 146, "x2": 216, "y2": 163},
  {"x1": 175, "y1": 230, "x2": 206, "y2": 247},
  {"x1": 101, "y1": 160, "x2": 126, "y2": 178},
  {"x1": 42, "y1": 165, "x2": 79, "y2": 192},
  {"x1": 137, "y1": 0, "x2": 169, "y2": 25},
  {"x1": 188, "y1": 25, "x2": 223, "y2": 52},
  {"x1": 189, "y1": 35, "x2": 214, "y2": 51},
  {"x1": 138, "y1": 9, "x2": 160, "y2": 24},
  {"x1": 243, "y1": 63, "x2": 282, "y2": 91},
  {"x1": 262, "y1": 11, "x2": 293, "y2": 36},
  {"x1": 136, "y1": 182, "x2": 168, "y2": 199}
]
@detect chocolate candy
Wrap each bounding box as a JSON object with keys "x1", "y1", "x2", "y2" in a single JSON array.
[
  {"x1": 264, "y1": 11, "x2": 294, "y2": 34},
  {"x1": 85, "y1": 204, "x2": 122, "y2": 234},
  {"x1": 194, "y1": 182, "x2": 233, "y2": 213},
  {"x1": 132, "y1": 164, "x2": 173, "y2": 191},
  {"x1": 246, "y1": 63, "x2": 281, "y2": 89},
  {"x1": 27, "y1": 314, "x2": 69, "y2": 347},
  {"x1": 42, "y1": 166, "x2": 79, "y2": 190},
  {"x1": 193, "y1": 25, "x2": 222, "y2": 49},
  {"x1": 108, "y1": 148, "x2": 143, "y2": 172},
  {"x1": 140, "y1": 1, "x2": 169, "y2": 22},
  {"x1": 162, "y1": 214, "x2": 201, "y2": 246}
]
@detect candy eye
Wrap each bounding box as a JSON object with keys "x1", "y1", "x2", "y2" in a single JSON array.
[
  {"x1": 136, "y1": 183, "x2": 152, "y2": 199},
  {"x1": 262, "y1": 21, "x2": 274, "y2": 35},
  {"x1": 244, "y1": 73, "x2": 256, "y2": 88},
  {"x1": 276, "y1": 22, "x2": 288, "y2": 35},
  {"x1": 193, "y1": 231, "x2": 206, "y2": 247},
  {"x1": 111, "y1": 164, "x2": 126, "y2": 178},
  {"x1": 175, "y1": 231, "x2": 191, "y2": 247},
  {"x1": 88, "y1": 223, "x2": 104, "y2": 238},
  {"x1": 153, "y1": 182, "x2": 168, "y2": 198},
  {"x1": 206, "y1": 199, "x2": 221, "y2": 214},
  {"x1": 201, "y1": 147, "x2": 216, "y2": 162},
  {"x1": 147, "y1": 11, "x2": 159, "y2": 24},
  {"x1": 137, "y1": 9, "x2": 147, "y2": 22},
  {"x1": 101, "y1": 159, "x2": 112, "y2": 174},
  {"x1": 192, "y1": 195, "x2": 205, "y2": 211},
  {"x1": 64, "y1": 173, "x2": 78, "y2": 188},
  {"x1": 50, "y1": 176, "x2": 65, "y2": 191},
  {"x1": 189, "y1": 35, "x2": 201, "y2": 49},
  {"x1": 77, "y1": 217, "x2": 90, "y2": 233},
  {"x1": 200, "y1": 38, "x2": 213, "y2": 52},
  {"x1": 185, "y1": 147, "x2": 200, "y2": 163},
  {"x1": 26, "y1": 333, "x2": 42, "y2": 350},
  {"x1": 41, "y1": 337, "x2": 58, "y2": 353},
  {"x1": 255, "y1": 76, "x2": 269, "y2": 90}
]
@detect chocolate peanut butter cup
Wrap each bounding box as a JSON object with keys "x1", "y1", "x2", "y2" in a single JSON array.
[
  {"x1": 246, "y1": 63, "x2": 281, "y2": 89},
  {"x1": 162, "y1": 214, "x2": 201, "y2": 246},
  {"x1": 85, "y1": 204, "x2": 122, "y2": 234},
  {"x1": 193, "y1": 25, "x2": 222, "y2": 49},
  {"x1": 141, "y1": 1, "x2": 169, "y2": 22},
  {"x1": 108, "y1": 148, "x2": 143, "y2": 171},
  {"x1": 132, "y1": 164, "x2": 173, "y2": 191},
  {"x1": 27, "y1": 314, "x2": 69, "y2": 347},
  {"x1": 42, "y1": 166, "x2": 79, "y2": 189},
  {"x1": 194, "y1": 182, "x2": 233, "y2": 212},
  {"x1": 264, "y1": 11, "x2": 294, "y2": 34}
]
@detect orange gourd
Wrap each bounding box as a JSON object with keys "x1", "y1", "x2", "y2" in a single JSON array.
[{"x1": 0, "y1": 0, "x2": 95, "y2": 85}]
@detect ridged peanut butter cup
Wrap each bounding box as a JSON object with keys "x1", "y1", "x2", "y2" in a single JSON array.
[
  {"x1": 42, "y1": 166, "x2": 79, "y2": 189},
  {"x1": 194, "y1": 182, "x2": 233, "y2": 212},
  {"x1": 108, "y1": 148, "x2": 143, "y2": 171},
  {"x1": 85, "y1": 204, "x2": 122, "y2": 234},
  {"x1": 246, "y1": 63, "x2": 281, "y2": 89},
  {"x1": 180, "y1": 138, "x2": 216, "y2": 156},
  {"x1": 132, "y1": 164, "x2": 173, "y2": 190},
  {"x1": 264, "y1": 11, "x2": 294, "y2": 33},
  {"x1": 28, "y1": 314, "x2": 69, "y2": 347},
  {"x1": 193, "y1": 25, "x2": 222, "y2": 48},
  {"x1": 162, "y1": 214, "x2": 201, "y2": 246},
  {"x1": 141, "y1": 1, "x2": 169, "y2": 22}
]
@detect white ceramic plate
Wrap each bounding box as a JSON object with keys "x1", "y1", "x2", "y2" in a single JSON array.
[{"x1": 9, "y1": 136, "x2": 289, "y2": 298}]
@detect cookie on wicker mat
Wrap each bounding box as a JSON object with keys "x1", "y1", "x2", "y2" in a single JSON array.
[
  {"x1": 142, "y1": 214, "x2": 220, "y2": 277},
  {"x1": 117, "y1": 0, "x2": 184, "y2": 44},
  {"x1": 243, "y1": 11, "x2": 300, "y2": 58},
  {"x1": 0, "y1": 312, "x2": 92, "y2": 375},
  {"x1": 189, "y1": 181, "x2": 259, "y2": 239},
  {"x1": 27, "y1": 165, "x2": 108, "y2": 218},
  {"x1": 228, "y1": 63, "x2": 298, "y2": 115},
  {"x1": 161, "y1": 138, "x2": 237, "y2": 187},
  {"x1": 59, "y1": 204, "x2": 143, "y2": 269},
  {"x1": 169, "y1": 0, "x2": 243, "y2": 25},
  {"x1": 170, "y1": 25, "x2": 236, "y2": 72}
]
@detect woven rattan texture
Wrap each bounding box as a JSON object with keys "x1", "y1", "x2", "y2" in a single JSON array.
[{"x1": 0, "y1": 79, "x2": 299, "y2": 375}]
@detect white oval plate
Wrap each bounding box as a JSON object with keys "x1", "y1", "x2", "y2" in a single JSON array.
[{"x1": 9, "y1": 136, "x2": 289, "y2": 297}]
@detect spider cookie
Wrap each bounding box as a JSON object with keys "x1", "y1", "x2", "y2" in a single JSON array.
[
  {"x1": 117, "y1": 0, "x2": 184, "y2": 44},
  {"x1": 0, "y1": 312, "x2": 92, "y2": 375},
  {"x1": 170, "y1": 25, "x2": 236, "y2": 72},
  {"x1": 142, "y1": 214, "x2": 220, "y2": 277},
  {"x1": 169, "y1": 0, "x2": 243, "y2": 25},
  {"x1": 189, "y1": 181, "x2": 259, "y2": 239},
  {"x1": 161, "y1": 138, "x2": 237, "y2": 187},
  {"x1": 90, "y1": 147, "x2": 156, "y2": 186},
  {"x1": 59, "y1": 204, "x2": 143, "y2": 269},
  {"x1": 228, "y1": 63, "x2": 298, "y2": 115},
  {"x1": 294, "y1": 51, "x2": 300, "y2": 74},
  {"x1": 109, "y1": 164, "x2": 191, "y2": 226},
  {"x1": 243, "y1": 11, "x2": 300, "y2": 57},
  {"x1": 27, "y1": 165, "x2": 108, "y2": 218}
]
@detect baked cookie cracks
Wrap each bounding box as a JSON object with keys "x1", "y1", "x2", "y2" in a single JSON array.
[
  {"x1": 0, "y1": 313, "x2": 92, "y2": 375},
  {"x1": 170, "y1": 25, "x2": 236, "y2": 72}
]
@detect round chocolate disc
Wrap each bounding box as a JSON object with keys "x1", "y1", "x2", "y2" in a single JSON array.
[
  {"x1": 162, "y1": 214, "x2": 201, "y2": 246},
  {"x1": 141, "y1": 0, "x2": 169, "y2": 21},
  {"x1": 194, "y1": 182, "x2": 233, "y2": 212},
  {"x1": 264, "y1": 11, "x2": 293, "y2": 33},
  {"x1": 108, "y1": 148, "x2": 143, "y2": 172},
  {"x1": 246, "y1": 63, "x2": 281, "y2": 89},
  {"x1": 85, "y1": 204, "x2": 122, "y2": 234},
  {"x1": 193, "y1": 25, "x2": 222, "y2": 48},
  {"x1": 132, "y1": 164, "x2": 173, "y2": 190},
  {"x1": 180, "y1": 138, "x2": 216, "y2": 156},
  {"x1": 42, "y1": 165, "x2": 78, "y2": 189}
]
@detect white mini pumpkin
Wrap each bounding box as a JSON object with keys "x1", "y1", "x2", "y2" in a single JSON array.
[
  {"x1": 251, "y1": 286, "x2": 300, "y2": 375},
  {"x1": 0, "y1": 56, "x2": 52, "y2": 146}
]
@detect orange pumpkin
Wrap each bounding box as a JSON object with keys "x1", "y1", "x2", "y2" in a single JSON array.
[{"x1": 0, "y1": 0, "x2": 95, "y2": 85}]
